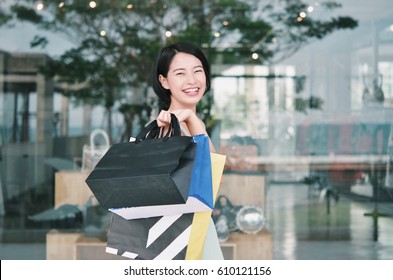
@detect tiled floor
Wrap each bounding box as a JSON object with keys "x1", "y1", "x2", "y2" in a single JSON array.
[
  {"x1": 0, "y1": 242, "x2": 45, "y2": 259},
  {"x1": 1, "y1": 182, "x2": 393, "y2": 260},
  {"x1": 266, "y1": 182, "x2": 393, "y2": 260}
]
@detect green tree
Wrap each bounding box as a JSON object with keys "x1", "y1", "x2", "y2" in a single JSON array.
[{"x1": 1, "y1": 0, "x2": 357, "y2": 140}]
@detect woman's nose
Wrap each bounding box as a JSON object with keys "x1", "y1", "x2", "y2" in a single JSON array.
[{"x1": 186, "y1": 73, "x2": 196, "y2": 84}]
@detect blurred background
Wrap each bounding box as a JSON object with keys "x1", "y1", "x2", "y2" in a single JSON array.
[{"x1": 0, "y1": 0, "x2": 392, "y2": 260}]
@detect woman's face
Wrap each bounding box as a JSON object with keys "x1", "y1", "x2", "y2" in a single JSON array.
[{"x1": 159, "y1": 52, "x2": 206, "y2": 110}]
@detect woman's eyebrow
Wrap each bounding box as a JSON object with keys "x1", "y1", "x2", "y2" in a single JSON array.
[
  {"x1": 172, "y1": 65, "x2": 203, "y2": 72},
  {"x1": 172, "y1": 67, "x2": 185, "y2": 72}
]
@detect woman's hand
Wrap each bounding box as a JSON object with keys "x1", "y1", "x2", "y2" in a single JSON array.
[
  {"x1": 157, "y1": 109, "x2": 206, "y2": 135},
  {"x1": 170, "y1": 109, "x2": 195, "y2": 124},
  {"x1": 172, "y1": 109, "x2": 207, "y2": 136},
  {"x1": 157, "y1": 109, "x2": 196, "y2": 127},
  {"x1": 156, "y1": 110, "x2": 172, "y2": 127},
  {"x1": 156, "y1": 109, "x2": 215, "y2": 152}
]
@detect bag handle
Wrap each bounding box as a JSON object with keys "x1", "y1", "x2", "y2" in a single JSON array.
[
  {"x1": 136, "y1": 113, "x2": 181, "y2": 141},
  {"x1": 90, "y1": 129, "x2": 110, "y2": 150}
]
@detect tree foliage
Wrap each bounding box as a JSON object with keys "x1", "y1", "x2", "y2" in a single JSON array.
[{"x1": 1, "y1": 0, "x2": 358, "y2": 139}]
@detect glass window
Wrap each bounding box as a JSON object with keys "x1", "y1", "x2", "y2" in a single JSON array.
[{"x1": 1, "y1": 0, "x2": 393, "y2": 261}]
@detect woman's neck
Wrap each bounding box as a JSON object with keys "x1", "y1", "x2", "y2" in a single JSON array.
[{"x1": 169, "y1": 104, "x2": 196, "y2": 112}]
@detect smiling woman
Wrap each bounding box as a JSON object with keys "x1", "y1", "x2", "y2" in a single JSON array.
[
  {"x1": 158, "y1": 52, "x2": 206, "y2": 109},
  {"x1": 150, "y1": 41, "x2": 224, "y2": 259},
  {"x1": 2, "y1": 0, "x2": 393, "y2": 265},
  {"x1": 152, "y1": 42, "x2": 214, "y2": 149}
]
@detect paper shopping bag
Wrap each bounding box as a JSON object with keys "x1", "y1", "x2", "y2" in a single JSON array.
[
  {"x1": 85, "y1": 135, "x2": 196, "y2": 210},
  {"x1": 187, "y1": 134, "x2": 213, "y2": 208},
  {"x1": 86, "y1": 114, "x2": 215, "y2": 219},
  {"x1": 185, "y1": 152, "x2": 226, "y2": 260},
  {"x1": 106, "y1": 213, "x2": 194, "y2": 260},
  {"x1": 109, "y1": 133, "x2": 214, "y2": 219},
  {"x1": 105, "y1": 153, "x2": 226, "y2": 260},
  {"x1": 81, "y1": 129, "x2": 110, "y2": 172}
]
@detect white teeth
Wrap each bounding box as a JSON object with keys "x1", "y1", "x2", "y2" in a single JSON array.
[{"x1": 184, "y1": 88, "x2": 198, "y2": 92}]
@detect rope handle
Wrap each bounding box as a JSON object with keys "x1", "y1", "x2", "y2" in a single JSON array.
[{"x1": 135, "y1": 113, "x2": 181, "y2": 141}]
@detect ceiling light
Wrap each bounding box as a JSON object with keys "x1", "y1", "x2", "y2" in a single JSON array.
[{"x1": 36, "y1": 2, "x2": 44, "y2": 11}]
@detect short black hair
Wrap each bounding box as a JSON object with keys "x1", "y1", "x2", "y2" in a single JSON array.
[{"x1": 151, "y1": 42, "x2": 211, "y2": 110}]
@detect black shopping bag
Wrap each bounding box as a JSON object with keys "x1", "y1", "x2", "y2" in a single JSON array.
[
  {"x1": 110, "y1": 133, "x2": 214, "y2": 220},
  {"x1": 85, "y1": 114, "x2": 197, "y2": 210},
  {"x1": 106, "y1": 213, "x2": 194, "y2": 260}
]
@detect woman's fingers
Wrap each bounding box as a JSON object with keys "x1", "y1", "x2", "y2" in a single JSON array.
[
  {"x1": 157, "y1": 110, "x2": 171, "y2": 127},
  {"x1": 171, "y1": 109, "x2": 193, "y2": 123}
]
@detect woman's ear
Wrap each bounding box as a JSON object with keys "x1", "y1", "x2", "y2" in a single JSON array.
[{"x1": 159, "y1": 74, "x2": 170, "y2": 90}]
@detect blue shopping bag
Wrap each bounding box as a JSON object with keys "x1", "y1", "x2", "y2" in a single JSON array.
[{"x1": 189, "y1": 134, "x2": 213, "y2": 209}]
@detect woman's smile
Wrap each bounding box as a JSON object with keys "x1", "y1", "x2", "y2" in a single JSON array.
[{"x1": 184, "y1": 87, "x2": 200, "y2": 96}]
